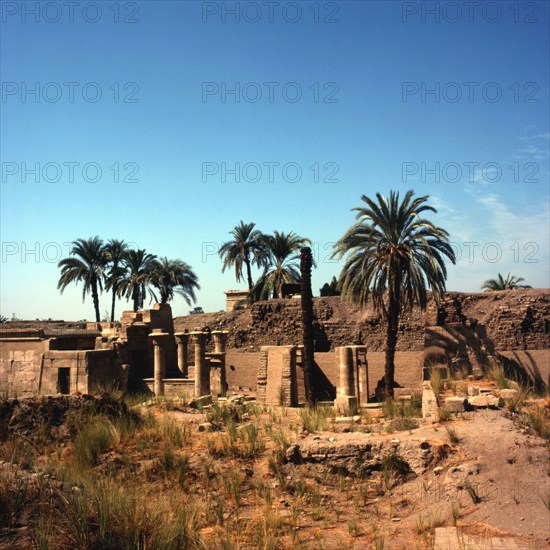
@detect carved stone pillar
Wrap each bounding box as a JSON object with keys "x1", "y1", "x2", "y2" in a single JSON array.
[
  {"x1": 335, "y1": 346, "x2": 358, "y2": 414},
  {"x1": 211, "y1": 330, "x2": 229, "y2": 353},
  {"x1": 190, "y1": 331, "x2": 209, "y2": 397},
  {"x1": 149, "y1": 331, "x2": 169, "y2": 396},
  {"x1": 174, "y1": 331, "x2": 190, "y2": 377}
]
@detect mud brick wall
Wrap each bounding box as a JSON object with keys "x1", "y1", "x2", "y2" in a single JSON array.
[
  {"x1": 175, "y1": 289, "x2": 549, "y2": 353},
  {"x1": 455, "y1": 291, "x2": 550, "y2": 350}
]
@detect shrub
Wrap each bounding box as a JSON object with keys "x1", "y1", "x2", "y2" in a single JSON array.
[
  {"x1": 444, "y1": 424, "x2": 461, "y2": 444},
  {"x1": 0, "y1": 473, "x2": 29, "y2": 529},
  {"x1": 299, "y1": 406, "x2": 333, "y2": 432},
  {"x1": 74, "y1": 419, "x2": 116, "y2": 467},
  {"x1": 429, "y1": 368, "x2": 444, "y2": 403},
  {"x1": 487, "y1": 363, "x2": 510, "y2": 389}
]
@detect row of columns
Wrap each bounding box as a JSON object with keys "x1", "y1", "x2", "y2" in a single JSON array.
[{"x1": 149, "y1": 330, "x2": 228, "y2": 397}]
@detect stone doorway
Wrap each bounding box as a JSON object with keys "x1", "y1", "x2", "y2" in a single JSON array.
[{"x1": 57, "y1": 368, "x2": 70, "y2": 394}]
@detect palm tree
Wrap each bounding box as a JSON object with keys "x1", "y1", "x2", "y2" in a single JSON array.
[
  {"x1": 219, "y1": 221, "x2": 267, "y2": 291},
  {"x1": 57, "y1": 237, "x2": 106, "y2": 322},
  {"x1": 254, "y1": 231, "x2": 311, "y2": 299},
  {"x1": 104, "y1": 239, "x2": 129, "y2": 322},
  {"x1": 151, "y1": 257, "x2": 200, "y2": 306},
  {"x1": 117, "y1": 249, "x2": 157, "y2": 311},
  {"x1": 332, "y1": 190, "x2": 456, "y2": 398},
  {"x1": 481, "y1": 273, "x2": 531, "y2": 291}
]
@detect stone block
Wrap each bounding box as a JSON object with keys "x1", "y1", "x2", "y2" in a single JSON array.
[
  {"x1": 444, "y1": 396, "x2": 466, "y2": 413},
  {"x1": 334, "y1": 395, "x2": 358, "y2": 415},
  {"x1": 467, "y1": 394, "x2": 503, "y2": 408},
  {"x1": 189, "y1": 395, "x2": 212, "y2": 409},
  {"x1": 394, "y1": 387, "x2": 412, "y2": 399},
  {"x1": 467, "y1": 386, "x2": 479, "y2": 396}
]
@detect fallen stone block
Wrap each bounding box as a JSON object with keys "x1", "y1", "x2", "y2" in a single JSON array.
[
  {"x1": 189, "y1": 395, "x2": 213, "y2": 409},
  {"x1": 467, "y1": 386, "x2": 479, "y2": 396},
  {"x1": 394, "y1": 387, "x2": 412, "y2": 399},
  {"x1": 467, "y1": 394, "x2": 504, "y2": 408},
  {"x1": 444, "y1": 396, "x2": 467, "y2": 413},
  {"x1": 286, "y1": 432, "x2": 452, "y2": 477}
]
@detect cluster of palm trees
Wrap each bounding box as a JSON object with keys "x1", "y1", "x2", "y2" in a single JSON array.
[
  {"x1": 57, "y1": 237, "x2": 199, "y2": 323},
  {"x1": 218, "y1": 222, "x2": 310, "y2": 301},
  {"x1": 56, "y1": 191, "x2": 534, "y2": 400},
  {"x1": 221, "y1": 191, "x2": 457, "y2": 398}
]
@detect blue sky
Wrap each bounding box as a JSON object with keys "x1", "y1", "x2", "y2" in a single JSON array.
[{"x1": 1, "y1": 0, "x2": 549, "y2": 320}]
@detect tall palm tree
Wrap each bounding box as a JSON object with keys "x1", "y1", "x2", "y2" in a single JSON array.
[
  {"x1": 219, "y1": 221, "x2": 267, "y2": 291},
  {"x1": 117, "y1": 249, "x2": 157, "y2": 311},
  {"x1": 57, "y1": 236, "x2": 106, "y2": 322},
  {"x1": 332, "y1": 190, "x2": 456, "y2": 398},
  {"x1": 254, "y1": 231, "x2": 311, "y2": 300},
  {"x1": 151, "y1": 257, "x2": 200, "y2": 306},
  {"x1": 481, "y1": 273, "x2": 531, "y2": 291},
  {"x1": 104, "y1": 239, "x2": 129, "y2": 322}
]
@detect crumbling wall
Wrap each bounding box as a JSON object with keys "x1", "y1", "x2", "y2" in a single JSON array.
[{"x1": 175, "y1": 290, "x2": 550, "y2": 353}]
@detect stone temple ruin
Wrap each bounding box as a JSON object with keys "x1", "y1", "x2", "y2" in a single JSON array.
[
  {"x1": 1, "y1": 291, "x2": 549, "y2": 414},
  {"x1": 0, "y1": 304, "x2": 228, "y2": 402}
]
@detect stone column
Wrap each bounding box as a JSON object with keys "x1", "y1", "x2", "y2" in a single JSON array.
[
  {"x1": 190, "y1": 331, "x2": 209, "y2": 397},
  {"x1": 211, "y1": 330, "x2": 229, "y2": 353},
  {"x1": 339, "y1": 346, "x2": 355, "y2": 396},
  {"x1": 335, "y1": 346, "x2": 358, "y2": 415},
  {"x1": 149, "y1": 331, "x2": 169, "y2": 396},
  {"x1": 174, "y1": 331, "x2": 190, "y2": 377},
  {"x1": 356, "y1": 347, "x2": 368, "y2": 405},
  {"x1": 211, "y1": 330, "x2": 229, "y2": 396}
]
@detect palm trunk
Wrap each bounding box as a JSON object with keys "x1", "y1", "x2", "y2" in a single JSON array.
[
  {"x1": 91, "y1": 278, "x2": 101, "y2": 323},
  {"x1": 132, "y1": 287, "x2": 139, "y2": 311},
  {"x1": 110, "y1": 288, "x2": 116, "y2": 322},
  {"x1": 300, "y1": 247, "x2": 316, "y2": 405},
  {"x1": 384, "y1": 299, "x2": 399, "y2": 399},
  {"x1": 245, "y1": 256, "x2": 253, "y2": 291}
]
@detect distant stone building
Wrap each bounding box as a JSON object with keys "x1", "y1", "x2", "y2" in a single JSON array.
[{"x1": 224, "y1": 290, "x2": 250, "y2": 312}]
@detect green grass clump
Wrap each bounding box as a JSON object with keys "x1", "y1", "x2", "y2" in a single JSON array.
[
  {"x1": 74, "y1": 419, "x2": 116, "y2": 467},
  {"x1": 522, "y1": 404, "x2": 550, "y2": 440},
  {"x1": 429, "y1": 368, "x2": 444, "y2": 403},
  {"x1": 487, "y1": 362, "x2": 510, "y2": 389},
  {"x1": 298, "y1": 405, "x2": 334, "y2": 432},
  {"x1": 383, "y1": 392, "x2": 422, "y2": 420},
  {"x1": 59, "y1": 478, "x2": 201, "y2": 549}
]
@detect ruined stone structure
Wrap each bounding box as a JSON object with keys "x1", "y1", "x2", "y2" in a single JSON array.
[
  {"x1": 224, "y1": 290, "x2": 250, "y2": 312},
  {"x1": 177, "y1": 290, "x2": 550, "y2": 395},
  {"x1": 257, "y1": 345, "x2": 299, "y2": 406},
  {"x1": 0, "y1": 304, "x2": 228, "y2": 399},
  {"x1": 2, "y1": 290, "x2": 548, "y2": 401},
  {"x1": 334, "y1": 345, "x2": 368, "y2": 413},
  {"x1": 0, "y1": 328, "x2": 127, "y2": 396}
]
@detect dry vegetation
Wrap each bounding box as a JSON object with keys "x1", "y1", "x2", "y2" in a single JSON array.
[{"x1": 1, "y1": 382, "x2": 548, "y2": 549}]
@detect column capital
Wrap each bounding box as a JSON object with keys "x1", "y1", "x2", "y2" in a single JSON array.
[
  {"x1": 174, "y1": 331, "x2": 190, "y2": 343},
  {"x1": 190, "y1": 330, "x2": 208, "y2": 343},
  {"x1": 148, "y1": 331, "x2": 169, "y2": 346}
]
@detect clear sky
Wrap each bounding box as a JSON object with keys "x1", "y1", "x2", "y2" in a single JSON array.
[{"x1": 1, "y1": 0, "x2": 549, "y2": 321}]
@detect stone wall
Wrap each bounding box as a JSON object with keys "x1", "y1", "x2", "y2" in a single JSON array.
[
  {"x1": 175, "y1": 290, "x2": 550, "y2": 353},
  {"x1": 0, "y1": 339, "x2": 50, "y2": 396}
]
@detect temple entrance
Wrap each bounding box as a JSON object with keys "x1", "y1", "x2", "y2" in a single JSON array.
[{"x1": 57, "y1": 368, "x2": 70, "y2": 394}]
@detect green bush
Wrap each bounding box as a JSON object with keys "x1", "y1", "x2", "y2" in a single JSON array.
[{"x1": 74, "y1": 419, "x2": 116, "y2": 467}]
